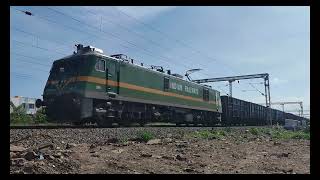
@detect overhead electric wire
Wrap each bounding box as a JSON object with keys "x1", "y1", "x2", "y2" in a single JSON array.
[
  {"x1": 11, "y1": 73, "x2": 43, "y2": 81},
  {"x1": 248, "y1": 82, "x2": 265, "y2": 96},
  {"x1": 12, "y1": 39, "x2": 67, "y2": 56},
  {"x1": 11, "y1": 6, "x2": 269, "y2": 101},
  {"x1": 10, "y1": 71, "x2": 40, "y2": 80},
  {"x1": 248, "y1": 82, "x2": 264, "y2": 85},
  {"x1": 45, "y1": 7, "x2": 213, "y2": 77},
  {"x1": 83, "y1": 7, "x2": 215, "y2": 75},
  {"x1": 12, "y1": 25, "x2": 106, "y2": 54},
  {"x1": 11, "y1": 6, "x2": 256, "y2": 82},
  {"x1": 111, "y1": 6, "x2": 273, "y2": 98},
  {"x1": 217, "y1": 87, "x2": 229, "y2": 95},
  {"x1": 12, "y1": 75, "x2": 32, "y2": 79},
  {"x1": 45, "y1": 7, "x2": 180, "y2": 66},
  {"x1": 11, "y1": 26, "x2": 131, "y2": 61},
  {"x1": 13, "y1": 63, "x2": 49, "y2": 72},
  {"x1": 11, "y1": 27, "x2": 74, "y2": 52},
  {"x1": 12, "y1": 7, "x2": 217, "y2": 79},
  {"x1": 12, "y1": 7, "x2": 301, "y2": 108},
  {"x1": 12, "y1": 26, "x2": 198, "y2": 79},
  {"x1": 112, "y1": 6, "x2": 238, "y2": 74},
  {"x1": 11, "y1": 71, "x2": 33, "y2": 78},
  {"x1": 11, "y1": 52, "x2": 52, "y2": 66},
  {"x1": 47, "y1": 7, "x2": 214, "y2": 77},
  {"x1": 11, "y1": 58, "x2": 51, "y2": 67},
  {"x1": 11, "y1": 7, "x2": 172, "y2": 68},
  {"x1": 11, "y1": 7, "x2": 116, "y2": 49}
]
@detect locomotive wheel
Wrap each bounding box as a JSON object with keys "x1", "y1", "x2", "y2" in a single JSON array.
[
  {"x1": 97, "y1": 119, "x2": 112, "y2": 127},
  {"x1": 208, "y1": 122, "x2": 215, "y2": 127},
  {"x1": 73, "y1": 122, "x2": 83, "y2": 126},
  {"x1": 112, "y1": 123, "x2": 120, "y2": 128},
  {"x1": 95, "y1": 103, "x2": 112, "y2": 127},
  {"x1": 177, "y1": 123, "x2": 187, "y2": 127}
]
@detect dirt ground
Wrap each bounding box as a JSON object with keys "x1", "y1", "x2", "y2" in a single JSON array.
[{"x1": 10, "y1": 128, "x2": 310, "y2": 174}]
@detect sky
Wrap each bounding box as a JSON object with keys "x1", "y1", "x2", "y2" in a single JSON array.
[{"x1": 10, "y1": 6, "x2": 310, "y2": 116}]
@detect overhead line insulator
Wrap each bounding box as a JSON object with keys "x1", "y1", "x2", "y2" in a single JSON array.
[{"x1": 18, "y1": 10, "x2": 33, "y2": 16}]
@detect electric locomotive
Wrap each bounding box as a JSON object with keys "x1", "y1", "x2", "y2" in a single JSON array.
[{"x1": 36, "y1": 44, "x2": 222, "y2": 127}]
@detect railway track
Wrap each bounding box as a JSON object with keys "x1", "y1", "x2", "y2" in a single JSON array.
[
  {"x1": 10, "y1": 124, "x2": 97, "y2": 129},
  {"x1": 10, "y1": 123, "x2": 267, "y2": 129},
  {"x1": 10, "y1": 124, "x2": 206, "y2": 129}
]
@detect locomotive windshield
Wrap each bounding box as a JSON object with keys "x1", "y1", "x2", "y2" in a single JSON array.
[{"x1": 49, "y1": 58, "x2": 80, "y2": 80}]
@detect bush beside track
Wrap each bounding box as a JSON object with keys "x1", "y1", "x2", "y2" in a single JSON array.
[{"x1": 10, "y1": 105, "x2": 48, "y2": 125}]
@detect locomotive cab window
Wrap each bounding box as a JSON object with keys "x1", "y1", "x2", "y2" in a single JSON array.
[
  {"x1": 95, "y1": 59, "x2": 106, "y2": 72},
  {"x1": 203, "y1": 89, "x2": 209, "y2": 101},
  {"x1": 164, "y1": 77, "x2": 169, "y2": 91}
]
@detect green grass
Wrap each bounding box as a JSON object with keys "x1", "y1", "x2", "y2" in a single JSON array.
[
  {"x1": 137, "y1": 131, "x2": 155, "y2": 142},
  {"x1": 192, "y1": 127, "x2": 309, "y2": 140},
  {"x1": 249, "y1": 128, "x2": 260, "y2": 135},
  {"x1": 223, "y1": 127, "x2": 232, "y2": 133},
  {"x1": 192, "y1": 129, "x2": 226, "y2": 140},
  {"x1": 271, "y1": 129, "x2": 310, "y2": 140},
  {"x1": 33, "y1": 110, "x2": 48, "y2": 124},
  {"x1": 303, "y1": 126, "x2": 310, "y2": 133},
  {"x1": 248, "y1": 127, "x2": 310, "y2": 140},
  {"x1": 10, "y1": 113, "x2": 33, "y2": 125},
  {"x1": 119, "y1": 137, "x2": 128, "y2": 144}
]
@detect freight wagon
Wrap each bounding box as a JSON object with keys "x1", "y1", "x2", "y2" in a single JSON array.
[
  {"x1": 221, "y1": 96, "x2": 268, "y2": 126},
  {"x1": 220, "y1": 96, "x2": 305, "y2": 126},
  {"x1": 269, "y1": 109, "x2": 283, "y2": 126}
]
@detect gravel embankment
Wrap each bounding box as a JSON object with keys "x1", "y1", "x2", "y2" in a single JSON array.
[
  {"x1": 10, "y1": 127, "x2": 192, "y2": 146},
  {"x1": 10, "y1": 127, "x2": 310, "y2": 174},
  {"x1": 10, "y1": 127, "x2": 255, "y2": 148}
]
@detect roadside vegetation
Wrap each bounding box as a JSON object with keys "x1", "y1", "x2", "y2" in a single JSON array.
[
  {"x1": 137, "y1": 131, "x2": 155, "y2": 142},
  {"x1": 10, "y1": 102, "x2": 48, "y2": 125},
  {"x1": 191, "y1": 129, "x2": 226, "y2": 140},
  {"x1": 248, "y1": 127, "x2": 310, "y2": 140},
  {"x1": 191, "y1": 126, "x2": 309, "y2": 140}
]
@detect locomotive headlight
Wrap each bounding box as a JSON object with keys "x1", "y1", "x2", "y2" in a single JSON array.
[{"x1": 35, "y1": 99, "x2": 43, "y2": 108}]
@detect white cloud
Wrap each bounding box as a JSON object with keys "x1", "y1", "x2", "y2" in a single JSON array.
[
  {"x1": 115, "y1": 6, "x2": 176, "y2": 21},
  {"x1": 271, "y1": 77, "x2": 288, "y2": 85},
  {"x1": 80, "y1": 6, "x2": 176, "y2": 30},
  {"x1": 234, "y1": 57, "x2": 269, "y2": 65}
]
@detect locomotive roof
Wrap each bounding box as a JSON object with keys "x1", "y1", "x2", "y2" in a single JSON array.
[{"x1": 57, "y1": 51, "x2": 219, "y2": 92}]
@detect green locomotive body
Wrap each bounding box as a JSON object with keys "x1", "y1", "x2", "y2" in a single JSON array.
[{"x1": 37, "y1": 44, "x2": 222, "y2": 126}]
